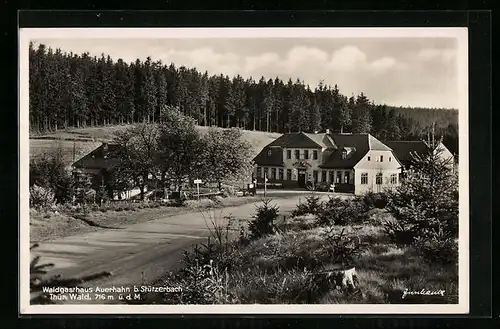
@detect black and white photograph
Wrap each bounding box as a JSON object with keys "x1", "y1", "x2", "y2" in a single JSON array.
[{"x1": 19, "y1": 27, "x2": 468, "y2": 314}]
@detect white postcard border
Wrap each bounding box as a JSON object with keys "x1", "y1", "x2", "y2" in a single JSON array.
[{"x1": 19, "y1": 27, "x2": 469, "y2": 315}]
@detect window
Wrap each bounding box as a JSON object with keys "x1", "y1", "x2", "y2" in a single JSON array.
[
  {"x1": 271, "y1": 168, "x2": 277, "y2": 180},
  {"x1": 390, "y1": 174, "x2": 397, "y2": 184},
  {"x1": 264, "y1": 167, "x2": 269, "y2": 178},
  {"x1": 256, "y1": 167, "x2": 262, "y2": 178},
  {"x1": 336, "y1": 171, "x2": 342, "y2": 183},
  {"x1": 321, "y1": 170, "x2": 327, "y2": 182},
  {"x1": 344, "y1": 171, "x2": 350, "y2": 184},
  {"x1": 304, "y1": 150, "x2": 309, "y2": 160},
  {"x1": 341, "y1": 150, "x2": 347, "y2": 160},
  {"x1": 287, "y1": 150, "x2": 291, "y2": 159},
  {"x1": 361, "y1": 173, "x2": 368, "y2": 184},
  {"x1": 376, "y1": 173, "x2": 383, "y2": 185},
  {"x1": 313, "y1": 170, "x2": 318, "y2": 183},
  {"x1": 313, "y1": 150, "x2": 318, "y2": 160},
  {"x1": 279, "y1": 168, "x2": 284, "y2": 180},
  {"x1": 380, "y1": 155, "x2": 384, "y2": 162},
  {"x1": 329, "y1": 171, "x2": 334, "y2": 183},
  {"x1": 286, "y1": 169, "x2": 292, "y2": 180},
  {"x1": 389, "y1": 157, "x2": 392, "y2": 162},
  {"x1": 267, "y1": 149, "x2": 272, "y2": 156},
  {"x1": 295, "y1": 150, "x2": 300, "y2": 160},
  {"x1": 367, "y1": 156, "x2": 371, "y2": 161}
]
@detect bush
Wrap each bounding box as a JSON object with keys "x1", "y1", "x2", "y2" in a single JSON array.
[
  {"x1": 29, "y1": 185, "x2": 56, "y2": 210},
  {"x1": 291, "y1": 195, "x2": 323, "y2": 217},
  {"x1": 320, "y1": 226, "x2": 367, "y2": 267},
  {"x1": 316, "y1": 197, "x2": 364, "y2": 226},
  {"x1": 248, "y1": 199, "x2": 280, "y2": 239},
  {"x1": 30, "y1": 149, "x2": 75, "y2": 204},
  {"x1": 413, "y1": 230, "x2": 458, "y2": 265},
  {"x1": 383, "y1": 142, "x2": 458, "y2": 268},
  {"x1": 358, "y1": 191, "x2": 389, "y2": 210}
]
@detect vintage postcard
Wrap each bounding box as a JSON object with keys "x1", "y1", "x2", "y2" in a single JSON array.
[{"x1": 19, "y1": 27, "x2": 469, "y2": 314}]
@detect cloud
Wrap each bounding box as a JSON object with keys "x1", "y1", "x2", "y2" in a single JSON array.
[
  {"x1": 328, "y1": 46, "x2": 367, "y2": 71},
  {"x1": 369, "y1": 56, "x2": 397, "y2": 72},
  {"x1": 282, "y1": 46, "x2": 329, "y2": 70},
  {"x1": 244, "y1": 52, "x2": 280, "y2": 72},
  {"x1": 160, "y1": 47, "x2": 241, "y2": 75}
]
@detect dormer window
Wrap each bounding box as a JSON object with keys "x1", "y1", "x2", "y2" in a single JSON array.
[
  {"x1": 341, "y1": 150, "x2": 347, "y2": 160},
  {"x1": 267, "y1": 149, "x2": 272, "y2": 156}
]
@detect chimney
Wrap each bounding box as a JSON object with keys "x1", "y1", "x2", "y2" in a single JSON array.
[{"x1": 326, "y1": 129, "x2": 330, "y2": 134}]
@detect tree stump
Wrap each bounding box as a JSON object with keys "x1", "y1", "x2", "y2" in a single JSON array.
[{"x1": 313, "y1": 266, "x2": 358, "y2": 292}]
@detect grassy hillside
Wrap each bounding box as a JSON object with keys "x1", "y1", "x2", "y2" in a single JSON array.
[{"x1": 30, "y1": 125, "x2": 281, "y2": 165}]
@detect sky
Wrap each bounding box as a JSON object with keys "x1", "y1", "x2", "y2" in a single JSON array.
[{"x1": 32, "y1": 37, "x2": 460, "y2": 109}]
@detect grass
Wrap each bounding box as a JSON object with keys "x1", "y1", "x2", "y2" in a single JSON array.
[
  {"x1": 30, "y1": 124, "x2": 281, "y2": 159},
  {"x1": 29, "y1": 139, "x2": 101, "y2": 166},
  {"x1": 143, "y1": 210, "x2": 458, "y2": 305}
]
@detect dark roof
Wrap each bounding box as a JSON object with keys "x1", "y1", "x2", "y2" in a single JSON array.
[
  {"x1": 72, "y1": 143, "x2": 122, "y2": 170},
  {"x1": 268, "y1": 132, "x2": 323, "y2": 148},
  {"x1": 320, "y1": 134, "x2": 372, "y2": 169},
  {"x1": 252, "y1": 145, "x2": 284, "y2": 167},
  {"x1": 384, "y1": 141, "x2": 430, "y2": 165}
]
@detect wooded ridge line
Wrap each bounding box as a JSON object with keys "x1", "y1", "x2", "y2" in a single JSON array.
[{"x1": 28, "y1": 43, "x2": 459, "y2": 154}]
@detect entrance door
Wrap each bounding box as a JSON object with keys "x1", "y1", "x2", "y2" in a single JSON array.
[{"x1": 298, "y1": 172, "x2": 306, "y2": 188}]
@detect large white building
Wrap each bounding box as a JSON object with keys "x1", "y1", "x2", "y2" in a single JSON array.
[{"x1": 252, "y1": 131, "x2": 403, "y2": 195}]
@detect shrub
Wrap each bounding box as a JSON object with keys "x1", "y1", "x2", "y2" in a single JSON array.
[
  {"x1": 384, "y1": 145, "x2": 458, "y2": 246},
  {"x1": 30, "y1": 148, "x2": 75, "y2": 204},
  {"x1": 316, "y1": 197, "x2": 364, "y2": 226},
  {"x1": 248, "y1": 199, "x2": 280, "y2": 239},
  {"x1": 358, "y1": 191, "x2": 389, "y2": 210},
  {"x1": 29, "y1": 185, "x2": 56, "y2": 210},
  {"x1": 413, "y1": 230, "x2": 458, "y2": 265},
  {"x1": 160, "y1": 259, "x2": 231, "y2": 304},
  {"x1": 320, "y1": 226, "x2": 367, "y2": 267},
  {"x1": 291, "y1": 195, "x2": 323, "y2": 217}
]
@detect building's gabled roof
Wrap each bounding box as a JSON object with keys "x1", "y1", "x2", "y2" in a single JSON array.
[
  {"x1": 72, "y1": 143, "x2": 122, "y2": 170},
  {"x1": 368, "y1": 134, "x2": 393, "y2": 151},
  {"x1": 384, "y1": 141, "x2": 430, "y2": 165},
  {"x1": 302, "y1": 133, "x2": 329, "y2": 149},
  {"x1": 320, "y1": 134, "x2": 372, "y2": 169},
  {"x1": 254, "y1": 132, "x2": 395, "y2": 169},
  {"x1": 252, "y1": 145, "x2": 284, "y2": 167},
  {"x1": 269, "y1": 132, "x2": 324, "y2": 149}
]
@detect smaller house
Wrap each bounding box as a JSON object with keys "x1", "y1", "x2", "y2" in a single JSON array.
[
  {"x1": 72, "y1": 143, "x2": 122, "y2": 199},
  {"x1": 385, "y1": 140, "x2": 455, "y2": 172}
]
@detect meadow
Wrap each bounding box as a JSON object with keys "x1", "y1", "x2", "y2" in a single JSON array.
[{"x1": 30, "y1": 124, "x2": 281, "y2": 165}]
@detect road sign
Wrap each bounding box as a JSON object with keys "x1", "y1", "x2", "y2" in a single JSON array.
[{"x1": 194, "y1": 179, "x2": 202, "y2": 199}]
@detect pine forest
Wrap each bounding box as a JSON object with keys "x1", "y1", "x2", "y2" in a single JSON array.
[{"x1": 28, "y1": 42, "x2": 459, "y2": 154}]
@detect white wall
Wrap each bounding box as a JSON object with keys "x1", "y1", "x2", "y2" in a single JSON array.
[{"x1": 354, "y1": 150, "x2": 402, "y2": 195}]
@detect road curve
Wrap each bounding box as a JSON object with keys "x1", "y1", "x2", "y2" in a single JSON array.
[{"x1": 31, "y1": 194, "x2": 335, "y2": 304}]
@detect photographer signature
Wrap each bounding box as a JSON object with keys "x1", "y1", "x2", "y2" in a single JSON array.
[{"x1": 402, "y1": 288, "x2": 445, "y2": 299}]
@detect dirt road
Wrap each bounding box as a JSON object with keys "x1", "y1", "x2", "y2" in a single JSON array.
[{"x1": 31, "y1": 193, "x2": 336, "y2": 304}]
